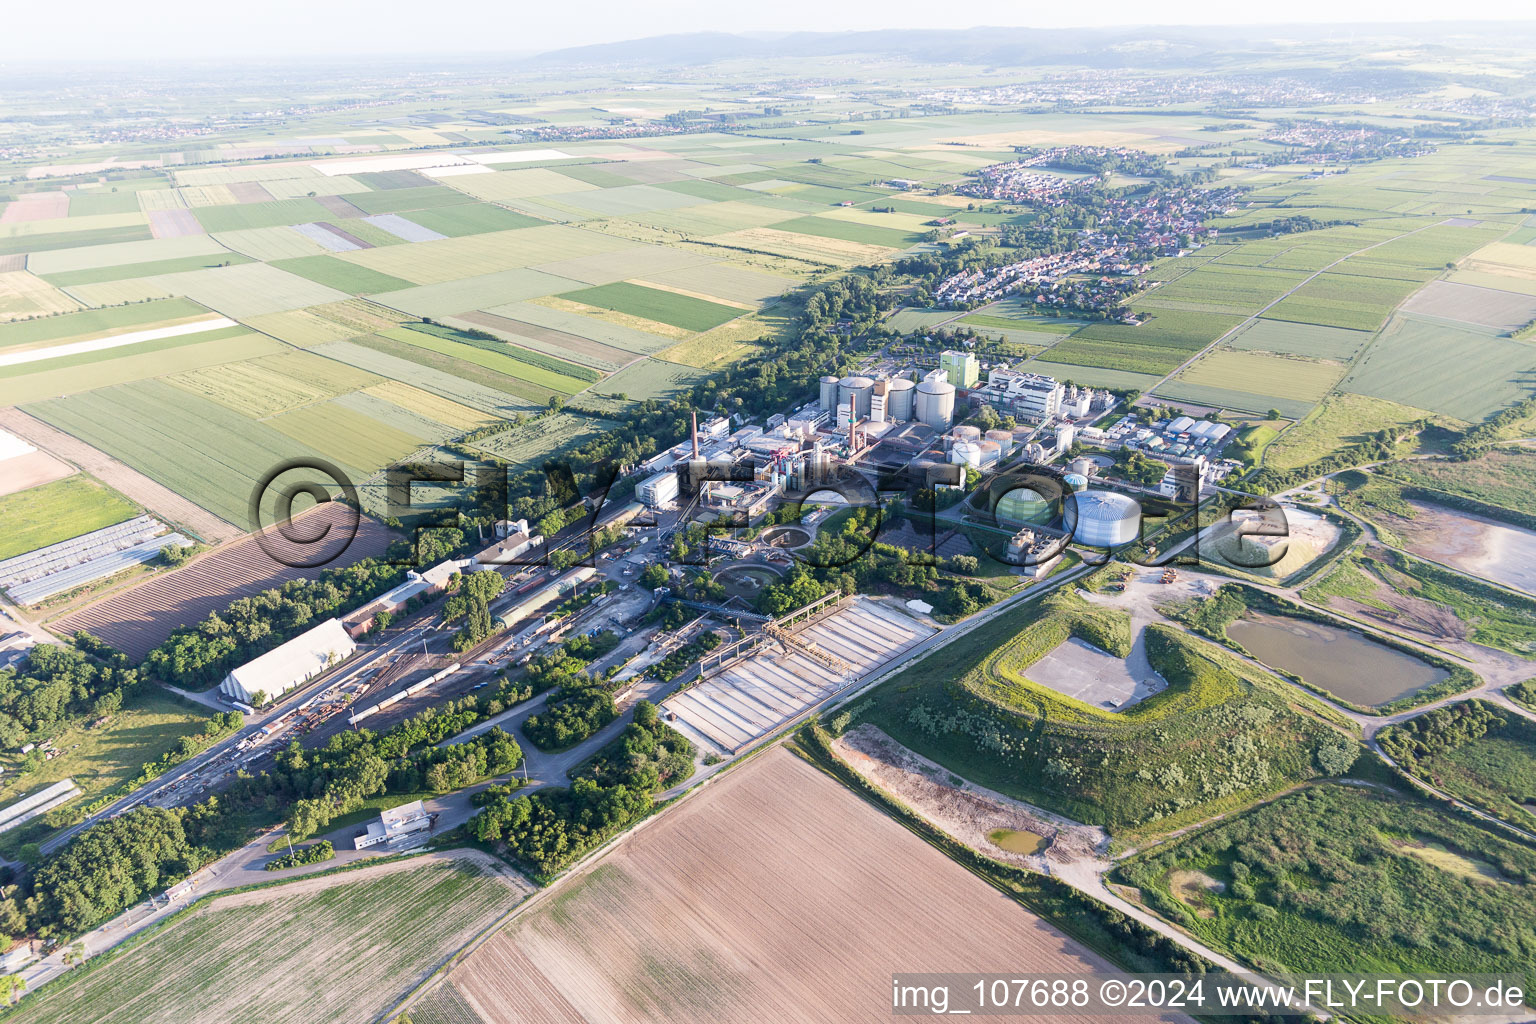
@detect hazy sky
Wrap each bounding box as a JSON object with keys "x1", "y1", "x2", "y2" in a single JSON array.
[{"x1": 6, "y1": 0, "x2": 1536, "y2": 61}]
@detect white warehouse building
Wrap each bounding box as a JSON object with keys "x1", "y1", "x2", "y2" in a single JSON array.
[{"x1": 218, "y1": 617, "x2": 357, "y2": 704}]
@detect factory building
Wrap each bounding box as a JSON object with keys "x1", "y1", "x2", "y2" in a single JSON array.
[
  {"x1": 869, "y1": 379, "x2": 890, "y2": 423},
  {"x1": 984, "y1": 370, "x2": 1064, "y2": 422},
  {"x1": 219, "y1": 617, "x2": 357, "y2": 704},
  {"x1": 637, "y1": 470, "x2": 680, "y2": 508},
  {"x1": 939, "y1": 350, "x2": 979, "y2": 389},
  {"x1": 354, "y1": 800, "x2": 434, "y2": 850}
]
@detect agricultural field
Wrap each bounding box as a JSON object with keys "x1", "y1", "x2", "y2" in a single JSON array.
[
  {"x1": 377, "y1": 324, "x2": 591, "y2": 399},
  {"x1": 24, "y1": 381, "x2": 342, "y2": 527},
  {"x1": 1225, "y1": 319, "x2": 1370, "y2": 361},
  {"x1": 468, "y1": 411, "x2": 620, "y2": 466},
  {"x1": 1115, "y1": 784, "x2": 1536, "y2": 986},
  {"x1": 557, "y1": 281, "x2": 744, "y2": 332},
  {"x1": 0, "y1": 474, "x2": 139, "y2": 561},
  {"x1": 417, "y1": 747, "x2": 1165, "y2": 1024},
  {"x1": 1171, "y1": 350, "x2": 1345, "y2": 411},
  {"x1": 0, "y1": 271, "x2": 82, "y2": 321},
  {"x1": 166, "y1": 350, "x2": 381, "y2": 417},
  {"x1": 52, "y1": 503, "x2": 396, "y2": 661},
  {"x1": 1137, "y1": 263, "x2": 1307, "y2": 315},
  {"x1": 5, "y1": 854, "x2": 529, "y2": 1024},
  {"x1": 853, "y1": 590, "x2": 1354, "y2": 839},
  {"x1": 242, "y1": 298, "x2": 414, "y2": 348},
  {"x1": 589, "y1": 357, "x2": 709, "y2": 401},
  {"x1": 1262, "y1": 272, "x2": 1422, "y2": 332},
  {"x1": 266, "y1": 400, "x2": 426, "y2": 476},
  {"x1": 1050, "y1": 309, "x2": 1241, "y2": 377},
  {"x1": 1342, "y1": 316, "x2": 1536, "y2": 420},
  {"x1": 1400, "y1": 280, "x2": 1536, "y2": 332}
]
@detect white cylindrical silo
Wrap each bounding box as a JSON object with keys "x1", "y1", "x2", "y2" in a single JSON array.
[
  {"x1": 978, "y1": 440, "x2": 1002, "y2": 467},
  {"x1": 950, "y1": 440, "x2": 982, "y2": 469},
  {"x1": 819, "y1": 375, "x2": 839, "y2": 412},
  {"x1": 886, "y1": 376, "x2": 916, "y2": 421},
  {"x1": 1065, "y1": 490, "x2": 1141, "y2": 547},
  {"x1": 838, "y1": 375, "x2": 874, "y2": 419},
  {"x1": 915, "y1": 378, "x2": 955, "y2": 430},
  {"x1": 952, "y1": 425, "x2": 982, "y2": 444},
  {"x1": 985, "y1": 429, "x2": 1013, "y2": 456}
]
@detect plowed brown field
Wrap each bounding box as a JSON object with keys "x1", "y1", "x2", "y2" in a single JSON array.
[
  {"x1": 420, "y1": 746, "x2": 1188, "y2": 1024},
  {"x1": 52, "y1": 501, "x2": 394, "y2": 662}
]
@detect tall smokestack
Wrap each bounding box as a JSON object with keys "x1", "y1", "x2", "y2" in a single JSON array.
[{"x1": 691, "y1": 411, "x2": 700, "y2": 460}]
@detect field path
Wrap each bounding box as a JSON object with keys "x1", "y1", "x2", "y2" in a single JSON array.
[{"x1": 0, "y1": 407, "x2": 242, "y2": 544}]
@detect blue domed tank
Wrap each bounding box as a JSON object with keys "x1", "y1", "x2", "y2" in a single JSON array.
[{"x1": 1063, "y1": 472, "x2": 1089, "y2": 493}]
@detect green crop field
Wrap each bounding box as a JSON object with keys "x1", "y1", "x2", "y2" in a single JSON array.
[
  {"x1": 590, "y1": 357, "x2": 709, "y2": 400},
  {"x1": 141, "y1": 263, "x2": 349, "y2": 319},
  {"x1": 332, "y1": 335, "x2": 546, "y2": 412},
  {"x1": 1137, "y1": 264, "x2": 1307, "y2": 314},
  {"x1": 1115, "y1": 784, "x2": 1536, "y2": 986},
  {"x1": 269, "y1": 255, "x2": 415, "y2": 295},
  {"x1": 853, "y1": 590, "x2": 1354, "y2": 840},
  {"x1": 1262, "y1": 272, "x2": 1422, "y2": 332},
  {"x1": 379, "y1": 324, "x2": 590, "y2": 396},
  {"x1": 470, "y1": 411, "x2": 621, "y2": 466},
  {"x1": 1342, "y1": 316, "x2": 1536, "y2": 420},
  {"x1": 189, "y1": 198, "x2": 337, "y2": 233},
  {"x1": 770, "y1": 214, "x2": 924, "y2": 248},
  {"x1": 1226, "y1": 319, "x2": 1370, "y2": 360},
  {"x1": 336, "y1": 225, "x2": 631, "y2": 285},
  {"x1": 557, "y1": 281, "x2": 744, "y2": 333},
  {"x1": 38, "y1": 253, "x2": 256, "y2": 288},
  {"x1": 346, "y1": 186, "x2": 470, "y2": 215},
  {"x1": 1042, "y1": 337, "x2": 1188, "y2": 375},
  {"x1": 267, "y1": 400, "x2": 425, "y2": 475},
  {"x1": 1178, "y1": 350, "x2": 1345, "y2": 403},
  {"x1": 0, "y1": 297, "x2": 208, "y2": 351},
  {"x1": 369, "y1": 268, "x2": 586, "y2": 319},
  {"x1": 0, "y1": 475, "x2": 140, "y2": 560},
  {"x1": 25, "y1": 381, "x2": 339, "y2": 526},
  {"x1": 3, "y1": 857, "x2": 525, "y2": 1024},
  {"x1": 400, "y1": 203, "x2": 546, "y2": 237}
]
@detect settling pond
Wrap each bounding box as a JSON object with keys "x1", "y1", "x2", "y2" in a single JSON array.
[{"x1": 1226, "y1": 612, "x2": 1449, "y2": 707}]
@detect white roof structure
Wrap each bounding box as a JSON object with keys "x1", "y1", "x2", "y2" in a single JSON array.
[{"x1": 219, "y1": 617, "x2": 356, "y2": 703}]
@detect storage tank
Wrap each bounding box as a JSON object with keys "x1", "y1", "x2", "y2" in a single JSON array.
[
  {"x1": 977, "y1": 440, "x2": 1002, "y2": 468},
  {"x1": 1065, "y1": 490, "x2": 1141, "y2": 547},
  {"x1": 1055, "y1": 423, "x2": 1075, "y2": 452},
  {"x1": 1068, "y1": 456, "x2": 1094, "y2": 477},
  {"x1": 886, "y1": 376, "x2": 916, "y2": 421},
  {"x1": 915, "y1": 378, "x2": 956, "y2": 430},
  {"x1": 985, "y1": 429, "x2": 1014, "y2": 456},
  {"x1": 838, "y1": 375, "x2": 874, "y2": 418},
  {"x1": 996, "y1": 487, "x2": 1055, "y2": 526},
  {"x1": 951, "y1": 425, "x2": 982, "y2": 444},
  {"x1": 1063, "y1": 472, "x2": 1089, "y2": 492},
  {"x1": 819, "y1": 375, "x2": 839, "y2": 412},
  {"x1": 949, "y1": 440, "x2": 982, "y2": 469}
]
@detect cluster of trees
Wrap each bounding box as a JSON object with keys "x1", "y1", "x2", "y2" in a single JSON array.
[
  {"x1": 1451, "y1": 396, "x2": 1536, "y2": 458},
  {"x1": 145, "y1": 528, "x2": 465, "y2": 686},
  {"x1": 575, "y1": 701, "x2": 695, "y2": 793},
  {"x1": 0, "y1": 642, "x2": 143, "y2": 749},
  {"x1": 1377, "y1": 700, "x2": 1505, "y2": 772},
  {"x1": 475, "y1": 704, "x2": 697, "y2": 877},
  {"x1": 443, "y1": 568, "x2": 507, "y2": 651},
  {"x1": 523, "y1": 681, "x2": 617, "y2": 751},
  {"x1": 652, "y1": 631, "x2": 722, "y2": 682},
  {"x1": 264, "y1": 840, "x2": 333, "y2": 871}
]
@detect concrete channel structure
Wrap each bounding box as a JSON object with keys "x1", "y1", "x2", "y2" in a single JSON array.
[{"x1": 661, "y1": 597, "x2": 935, "y2": 755}]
